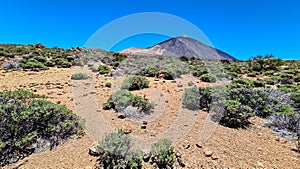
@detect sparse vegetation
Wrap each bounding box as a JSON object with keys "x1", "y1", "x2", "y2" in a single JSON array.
[
  {"x1": 105, "y1": 82, "x2": 112, "y2": 88},
  {"x1": 96, "y1": 130, "x2": 142, "y2": 169},
  {"x1": 0, "y1": 90, "x2": 82, "y2": 166},
  {"x1": 98, "y1": 64, "x2": 111, "y2": 74},
  {"x1": 103, "y1": 90, "x2": 153, "y2": 116},
  {"x1": 150, "y1": 139, "x2": 175, "y2": 168},
  {"x1": 121, "y1": 76, "x2": 150, "y2": 91},
  {"x1": 71, "y1": 73, "x2": 89, "y2": 80}
]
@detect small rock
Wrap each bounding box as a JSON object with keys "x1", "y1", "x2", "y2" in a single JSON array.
[
  {"x1": 279, "y1": 137, "x2": 287, "y2": 144},
  {"x1": 143, "y1": 152, "x2": 151, "y2": 162},
  {"x1": 123, "y1": 126, "x2": 132, "y2": 134},
  {"x1": 211, "y1": 154, "x2": 218, "y2": 160},
  {"x1": 257, "y1": 161, "x2": 264, "y2": 167},
  {"x1": 177, "y1": 158, "x2": 185, "y2": 167},
  {"x1": 56, "y1": 101, "x2": 61, "y2": 104},
  {"x1": 257, "y1": 132, "x2": 263, "y2": 136},
  {"x1": 142, "y1": 121, "x2": 148, "y2": 125},
  {"x1": 141, "y1": 125, "x2": 147, "y2": 129},
  {"x1": 89, "y1": 147, "x2": 100, "y2": 156},
  {"x1": 183, "y1": 140, "x2": 190, "y2": 149},
  {"x1": 204, "y1": 148, "x2": 213, "y2": 157},
  {"x1": 175, "y1": 151, "x2": 182, "y2": 158},
  {"x1": 196, "y1": 144, "x2": 202, "y2": 148},
  {"x1": 257, "y1": 147, "x2": 263, "y2": 151},
  {"x1": 117, "y1": 113, "x2": 126, "y2": 119}
]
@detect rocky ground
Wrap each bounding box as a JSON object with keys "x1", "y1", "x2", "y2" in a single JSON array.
[{"x1": 1, "y1": 67, "x2": 299, "y2": 169}]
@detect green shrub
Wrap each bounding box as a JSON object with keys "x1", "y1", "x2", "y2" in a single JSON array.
[
  {"x1": 98, "y1": 65, "x2": 111, "y2": 74},
  {"x1": 212, "y1": 100, "x2": 253, "y2": 128},
  {"x1": 21, "y1": 61, "x2": 49, "y2": 71},
  {"x1": 32, "y1": 56, "x2": 47, "y2": 63},
  {"x1": 266, "y1": 78, "x2": 275, "y2": 85},
  {"x1": 183, "y1": 85, "x2": 292, "y2": 128},
  {"x1": 105, "y1": 82, "x2": 112, "y2": 88},
  {"x1": 89, "y1": 66, "x2": 98, "y2": 72},
  {"x1": 232, "y1": 78, "x2": 253, "y2": 87},
  {"x1": 190, "y1": 66, "x2": 208, "y2": 77},
  {"x1": 294, "y1": 75, "x2": 300, "y2": 82},
  {"x1": 200, "y1": 73, "x2": 217, "y2": 83},
  {"x1": 247, "y1": 71, "x2": 258, "y2": 77},
  {"x1": 96, "y1": 130, "x2": 142, "y2": 169},
  {"x1": 285, "y1": 69, "x2": 297, "y2": 75},
  {"x1": 103, "y1": 90, "x2": 153, "y2": 113},
  {"x1": 121, "y1": 76, "x2": 150, "y2": 91},
  {"x1": 150, "y1": 139, "x2": 174, "y2": 168},
  {"x1": 0, "y1": 50, "x2": 14, "y2": 58},
  {"x1": 253, "y1": 80, "x2": 265, "y2": 87},
  {"x1": 263, "y1": 70, "x2": 275, "y2": 76},
  {"x1": 280, "y1": 73, "x2": 294, "y2": 79},
  {"x1": 182, "y1": 87, "x2": 200, "y2": 110},
  {"x1": 71, "y1": 73, "x2": 89, "y2": 80},
  {"x1": 145, "y1": 67, "x2": 159, "y2": 77},
  {"x1": 0, "y1": 90, "x2": 81, "y2": 166},
  {"x1": 271, "y1": 75, "x2": 282, "y2": 84},
  {"x1": 226, "y1": 72, "x2": 238, "y2": 79},
  {"x1": 52, "y1": 58, "x2": 72, "y2": 68},
  {"x1": 280, "y1": 78, "x2": 294, "y2": 84}
]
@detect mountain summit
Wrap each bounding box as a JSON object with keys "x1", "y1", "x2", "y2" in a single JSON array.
[{"x1": 120, "y1": 36, "x2": 237, "y2": 60}]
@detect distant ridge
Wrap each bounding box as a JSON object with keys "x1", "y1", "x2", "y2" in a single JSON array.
[{"x1": 120, "y1": 36, "x2": 237, "y2": 60}]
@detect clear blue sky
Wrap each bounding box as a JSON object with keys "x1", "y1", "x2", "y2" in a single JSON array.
[{"x1": 0, "y1": 0, "x2": 299, "y2": 60}]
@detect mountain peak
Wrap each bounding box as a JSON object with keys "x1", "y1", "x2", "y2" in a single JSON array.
[{"x1": 120, "y1": 37, "x2": 237, "y2": 60}]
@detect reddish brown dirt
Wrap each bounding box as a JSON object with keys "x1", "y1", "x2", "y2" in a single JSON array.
[{"x1": 0, "y1": 67, "x2": 299, "y2": 169}]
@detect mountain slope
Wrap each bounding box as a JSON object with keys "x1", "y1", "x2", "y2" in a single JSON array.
[{"x1": 120, "y1": 36, "x2": 237, "y2": 60}]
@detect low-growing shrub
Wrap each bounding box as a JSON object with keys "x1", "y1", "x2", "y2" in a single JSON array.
[
  {"x1": 145, "y1": 67, "x2": 159, "y2": 77},
  {"x1": 247, "y1": 71, "x2": 258, "y2": 77},
  {"x1": 21, "y1": 61, "x2": 49, "y2": 71},
  {"x1": 53, "y1": 58, "x2": 72, "y2": 68},
  {"x1": 103, "y1": 90, "x2": 153, "y2": 115},
  {"x1": 200, "y1": 73, "x2": 217, "y2": 83},
  {"x1": 294, "y1": 75, "x2": 300, "y2": 82},
  {"x1": 266, "y1": 78, "x2": 275, "y2": 85},
  {"x1": 96, "y1": 130, "x2": 142, "y2": 169},
  {"x1": 182, "y1": 87, "x2": 200, "y2": 110},
  {"x1": 89, "y1": 66, "x2": 98, "y2": 72},
  {"x1": 121, "y1": 76, "x2": 150, "y2": 91},
  {"x1": 211, "y1": 100, "x2": 253, "y2": 128},
  {"x1": 232, "y1": 78, "x2": 253, "y2": 87},
  {"x1": 98, "y1": 65, "x2": 111, "y2": 74},
  {"x1": 183, "y1": 85, "x2": 293, "y2": 128},
  {"x1": 285, "y1": 69, "x2": 297, "y2": 75},
  {"x1": 280, "y1": 73, "x2": 294, "y2": 79},
  {"x1": 150, "y1": 139, "x2": 175, "y2": 168},
  {"x1": 253, "y1": 80, "x2": 265, "y2": 87},
  {"x1": 105, "y1": 82, "x2": 112, "y2": 88},
  {"x1": 71, "y1": 73, "x2": 89, "y2": 80},
  {"x1": 280, "y1": 78, "x2": 294, "y2": 84},
  {"x1": 263, "y1": 70, "x2": 275, "y2": 76},
  {"x1": 0, "y1": 90, "x2": 82, "y2": 166}
]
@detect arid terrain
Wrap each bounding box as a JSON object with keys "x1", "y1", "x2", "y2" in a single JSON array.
[{"x1": 1, "y1": 66, "x2": 299, "y2": 169}]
